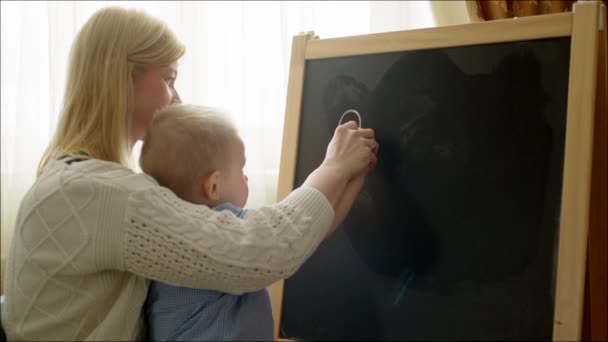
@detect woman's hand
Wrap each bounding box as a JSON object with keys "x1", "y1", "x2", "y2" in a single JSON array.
[
  {"x1": 322, "y1": 120, "x2": 377, "y2": 179},
  {"x1": 302, "y1": 120, "x2": 377, "y2": 212}
]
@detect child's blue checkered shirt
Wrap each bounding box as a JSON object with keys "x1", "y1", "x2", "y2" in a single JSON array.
[{"x1": 145, "y1": 203, "x2": 273, "y2": 341}]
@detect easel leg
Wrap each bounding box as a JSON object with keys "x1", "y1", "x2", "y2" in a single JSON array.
[{"x1": 587, "y1": 3, "x2": 608, "y2": 342}]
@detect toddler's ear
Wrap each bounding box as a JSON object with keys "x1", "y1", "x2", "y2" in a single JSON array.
[{"x1": 201, "y1": 170, "x2": 221, "y2": 202}]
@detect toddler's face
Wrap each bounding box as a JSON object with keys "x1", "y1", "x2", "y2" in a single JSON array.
[{"x1": 219, "y1": 138, "x2": 249, "y2": 208}]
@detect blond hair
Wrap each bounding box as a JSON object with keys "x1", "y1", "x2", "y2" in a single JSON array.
[
  {"x1": 140, "y1": 104, "x2": 240, "y2": 199},
  {"x1": 37, "y1": 6, "x2": 185, "y2": 176}
]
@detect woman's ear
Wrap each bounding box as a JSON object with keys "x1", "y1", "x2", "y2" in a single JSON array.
[{"x1": 201, "y1": 170, "x2": 221, "y2": 202}]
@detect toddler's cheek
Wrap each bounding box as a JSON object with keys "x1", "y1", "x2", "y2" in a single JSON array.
[{"x1": 240, "y1": 186, "x2": 249, "y2": 208}]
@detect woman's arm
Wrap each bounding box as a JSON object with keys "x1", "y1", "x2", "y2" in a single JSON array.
[
  {"x1": 121, "y1": 121, "x2": 375, "y2": 295},
  {"x1": 324, "y1": 172, "x2": 366, "y2": 239},
  {"x1": 123, "y1": 185, "x2": 333, "y2": 295},
  {"x1": 303, "y1": 121, "x2": 375, "y2": 208},
  {"x1": 319, "y1": 124, "x2": 377, "y2": 238}
]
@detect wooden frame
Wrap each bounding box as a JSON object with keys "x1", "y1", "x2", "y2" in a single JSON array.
[
  {"x1": 586, "y1": 3, "x2": 607, "y2": 341},
  {"x1": 553, "y1": 3, "x2": 601, "y2": 341},
  {"x1": 270, "y1": 3, "x2": 604, "y2": 341}
]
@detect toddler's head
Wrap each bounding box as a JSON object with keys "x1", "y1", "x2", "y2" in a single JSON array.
[{"x1": 140, "y1": 104, "x2": 248, "y2": 207}]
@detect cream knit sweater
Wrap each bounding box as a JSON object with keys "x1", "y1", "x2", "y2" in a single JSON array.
[{"x1": 1, "y1": 158, "x2": 334, "y2": 341}]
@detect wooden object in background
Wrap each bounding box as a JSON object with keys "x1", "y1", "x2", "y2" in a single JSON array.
[
  {"x1": 540, "y1": 0, "x2": 572, "y2": 14},
  {"x1": 465, "y1": 0, "x2": 485, "y2": 22},
  {"x1": 467, "y1": 0, "x2": 579, "y2": 21},
  {"x1": 481, "y1": 0, "x2": 511, "y2": 19},
  {"x1": 513, "y1": 0, "x2": 540, "y2": 17}
]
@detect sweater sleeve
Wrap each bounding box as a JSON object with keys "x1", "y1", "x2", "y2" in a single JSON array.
[{"x1": 122, "y1": 185, "x2": 334, "y2": 295}]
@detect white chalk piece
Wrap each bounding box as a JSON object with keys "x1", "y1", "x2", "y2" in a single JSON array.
[
  {"x1": 338, "y1": 109, "x2": 363, "y2": 128},
  {"x1": 338, "y1": 109, "x2": 379, "y2": 154}
]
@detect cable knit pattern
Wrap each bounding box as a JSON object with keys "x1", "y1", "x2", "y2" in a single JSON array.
[{"x1": 1, "y1": 159, "x2": 334, "y2": 341}]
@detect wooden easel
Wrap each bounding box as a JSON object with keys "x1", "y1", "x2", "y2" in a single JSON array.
[
  {"x1": 270, "y1": 3, "x2": 607, "y2": 341},
  {"x1": 584, "y1": 3, "x2": 607, "y2": 341}
]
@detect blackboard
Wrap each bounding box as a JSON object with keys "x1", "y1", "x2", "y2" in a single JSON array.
[
  {"x1": 280, "y1": 37, "x2": 569, "y2": 342},
  {"x1": 272, "y1": 4, "x2": 601, "y2": 341}
]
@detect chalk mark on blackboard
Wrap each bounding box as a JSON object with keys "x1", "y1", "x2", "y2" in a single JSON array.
[
  {"x1": 392, "y1": 268, "x2": 416, "y2": 305},
  {"x1": 339, "y1": 109, "x2": 362, "y2": 127}
]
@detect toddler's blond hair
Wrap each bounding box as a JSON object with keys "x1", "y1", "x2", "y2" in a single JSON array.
[{"x1": 140, "y1": 104, "x2": 240, "y2": 199}]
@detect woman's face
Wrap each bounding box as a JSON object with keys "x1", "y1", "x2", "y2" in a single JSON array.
[{"x1": 131, "y1": 65, "x2": 181, "y2": 147}]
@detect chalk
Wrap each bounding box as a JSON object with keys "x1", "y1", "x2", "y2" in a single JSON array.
[
  {"x1": 339, "y1": 109, "x2": 363, "y2": 127},
  {"x1": 339, "y1": 109, "x2": 379, "y2": 154}
]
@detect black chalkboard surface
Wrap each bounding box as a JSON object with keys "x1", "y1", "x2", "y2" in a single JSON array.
[{"x1": 280, "y1": 38, "x2": 571, "y2": 341}]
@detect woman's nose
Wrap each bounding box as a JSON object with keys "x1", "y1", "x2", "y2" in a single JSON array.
[{"x1": 244, "y1": 175, "x2": 249, "y2": 182}]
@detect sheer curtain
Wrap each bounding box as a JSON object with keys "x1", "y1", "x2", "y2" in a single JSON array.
[{"x1": 0, "y1": 1, "x2": 434, "y2": 272}]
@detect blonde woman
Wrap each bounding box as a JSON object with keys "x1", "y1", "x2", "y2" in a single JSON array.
[{"x1": 0, "y1": 6, "x2": 377, "y2": 341}]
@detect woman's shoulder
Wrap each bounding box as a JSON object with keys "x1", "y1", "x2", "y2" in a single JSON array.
[{"x1": 35, "y1": 158, "x2": 161, "y2": 197}]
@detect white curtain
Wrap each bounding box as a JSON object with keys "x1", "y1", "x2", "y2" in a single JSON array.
[{"x1": 1, "y1": 1, "x2": 435, "y2": 266}]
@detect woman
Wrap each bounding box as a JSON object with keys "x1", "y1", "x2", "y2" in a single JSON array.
[{"x1": 1, "y1": 6, "x2": 376, "y2": 341}]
